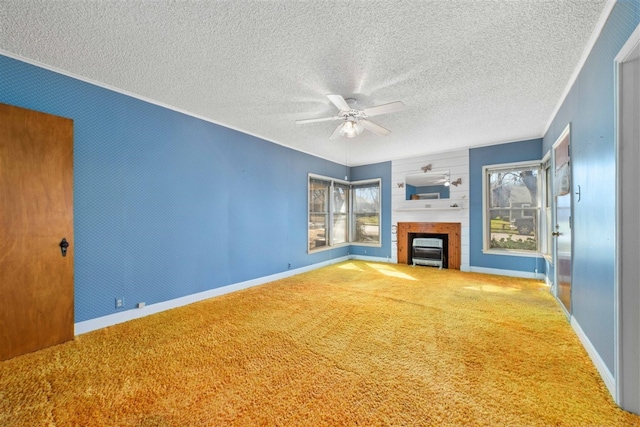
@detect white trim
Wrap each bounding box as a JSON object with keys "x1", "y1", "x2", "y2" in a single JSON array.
[
  {"x1": 543, "y1": 0, "x2": 617, "y2": 135},
  {"x1": 552, "y1": 124, "x2": 571, "y2": 150},
  {"x1": 348, "y1": 254, "x2": 393, "y2": 263},
  {"x1": 614, "y1": 22, "x2": 640, "y2": 411},
  {"x1": 468, "y1": 266, "x2": 545, "y2": 280},
  {"x1": 571, "y1": 315, "x2": 616, "y2": 399},
  {"x1": 482, "y1": 160, "x2": 544, "y2": 254},
  {"x1": 74, "y1": 256, "x2": 349, "y2": 335},
  {"x1": 615, "y1": 23, "x2": 640, "y2": 63},
  {"x1": 481, "y1": 249, "x2": 544, "y2": 258}
]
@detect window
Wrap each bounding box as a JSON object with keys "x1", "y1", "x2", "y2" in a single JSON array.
[
  {"x1": 483, "y1": 162, "x2": 541, "y2": 254},
  {"x1": 352, "y1": 181, "x2": 381, "y2": 245},
  {"x1": 308, "y1": 175, "x2": 381, "y2": 252},
  {"x1": 308, "y1": 177, "x2": 331, "y2": 250},
  {"x1": 332, "y1": 182, "x2": 350, "y2": 245}
]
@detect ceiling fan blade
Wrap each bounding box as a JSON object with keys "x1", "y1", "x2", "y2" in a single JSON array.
[
  {"x1": 295, "y1": 116, "x2": 341, "y2": 124},
  {"x1": 363, "y1": 101, "x2": 405, "y2": 117},
  {"x1": 327, "y1": 94, "x2": 351, "y2": 111},
  {"x1": 329, "y1": 123, "x2": 345, "y2": 139},
  {"x1": 360, "y1": 119, "x2": 391, "y2": 136}
]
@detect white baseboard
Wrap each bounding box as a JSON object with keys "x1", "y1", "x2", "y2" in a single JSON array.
[
  {"x1": 571, "y1": 316, "x2": 616, "y2": 400},
  {"x1": 469, "y1": 266, "x2": 545, "y2": 280},
  {"x1": 74, "y1": 256, "x2": 349, "y2": 335},
  {"x1": 348, "y1": 255, "x2": 393, "y2": 263}
]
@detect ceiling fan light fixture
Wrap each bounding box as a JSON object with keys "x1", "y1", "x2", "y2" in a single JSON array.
[
  {"x1": 340, "y1": 120, "x2": 364, "y2": 138},
  {"x1": 297, "y1": 94, "x2": 404, "y2": 139}
]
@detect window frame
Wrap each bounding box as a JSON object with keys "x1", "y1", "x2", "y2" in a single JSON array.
[
  {"x1": 540, "y1": 153, "x2": 553, "y2": 261},
  {"x1": 308, "y1": 174, "x2": 381, "y2": 253},
  {"x1": 482, "y1": 160, "x2": 543, "y2": 257},
  {"x1": 350, "y1": 178, "x2": 382, "y2": 247}
]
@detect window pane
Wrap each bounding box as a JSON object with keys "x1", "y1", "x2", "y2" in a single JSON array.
[
  {"x1": 332, "y1": 183, "x2": 349, "y2": 244},
  {"x1": 333, "y1": 183, "x2": 349, "y2": 213},
  {"x1": 487, "y1": 167, "x2": 539, "y2": 251},
  {"x1": 309, "y1": 179, "x2": 329, "y2": 250},
  {"x1": 353, "y1": 183, "x2": 380, "y2": 244},
  {"x1": 333, "y1": 214, "x2": 348, "y2": 244},
  {"x1": 354, "y1": 213, "x2": 380, "y2": 243}
]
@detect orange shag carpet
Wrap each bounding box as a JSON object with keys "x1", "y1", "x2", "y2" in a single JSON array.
[{"x1": 1, "y1": 261, "x2": 638, "y2": 426}]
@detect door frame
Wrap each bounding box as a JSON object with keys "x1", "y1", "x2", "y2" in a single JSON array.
[
  {"x1": 615, "y1": 23, "x2": 640, "y2": 414},
  {"x1": 551, "y1": 123, "x2": 572, "y2": 317}
]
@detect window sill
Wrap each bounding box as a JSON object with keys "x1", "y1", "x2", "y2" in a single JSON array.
[
  {"x1": 350, "y1": 242, "x2": 382, "y2": 248},
  {"x1": 394, "y1": 206, "x2": 463, "y2": 212},
  {"x1": 308, "y1": 242, "x2": 381, "y2": 254},
  {"x1": 482, "y1": 249, "x2": 544, "y2": 258}
]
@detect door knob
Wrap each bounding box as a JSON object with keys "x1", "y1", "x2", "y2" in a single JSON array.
[
  {"x1": 551, "y1": 231, "x2": 561, "y2": 237},
  {"x1": 59, "y1": 238, "x2": 69, "y2": 257}
]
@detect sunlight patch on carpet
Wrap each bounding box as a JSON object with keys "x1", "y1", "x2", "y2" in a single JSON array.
[
  {"x1": 464, "y1": 284, "x2": 522, "y2": 294},
  {"x1": 365, "y1": 262, "x2": 417, "y2": 280},
  {"x1": 337, "y1": 262, "x2": 364, "y2": 271}
]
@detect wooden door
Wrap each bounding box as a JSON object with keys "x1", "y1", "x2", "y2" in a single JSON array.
[{"x1": 0, "y1": 103, "x2": 74, "y2": 361}]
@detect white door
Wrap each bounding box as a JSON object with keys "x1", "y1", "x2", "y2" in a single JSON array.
[
  {"x1": 616, "y1": 27, "x2": 640, "y2": 414},
  {"x1": 553, "y1": 126, "x2": 571, "y2": 314}
]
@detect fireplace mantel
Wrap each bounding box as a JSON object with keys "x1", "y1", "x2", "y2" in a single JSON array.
[{"x1": 397, "y1": 222, "x2": 461, "y2": 270}]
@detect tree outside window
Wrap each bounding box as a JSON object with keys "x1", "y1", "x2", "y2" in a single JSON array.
[
  {"x1": 485, "y1": 164, "x2": 540, "y2": 252},
  {"x1": 352, "y1": 183, "x2": 380, "y2": 244},
  {"x1": 308, "y1": 175, "x2": 381, "y2": 252}
]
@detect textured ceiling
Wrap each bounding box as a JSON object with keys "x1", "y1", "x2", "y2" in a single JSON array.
[{"x1": 1, "y1": 1, "x2": 608, "y2": 166}]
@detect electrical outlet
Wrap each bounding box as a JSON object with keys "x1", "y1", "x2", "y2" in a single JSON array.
[
  {"x1": 288, "y1": 263, "x2": 291, "y2": 270},
  {"x1": 115, "y1": 297, "x2": 124, "y2": 309}
]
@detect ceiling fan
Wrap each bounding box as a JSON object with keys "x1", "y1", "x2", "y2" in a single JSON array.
[{"x1": 295, "y1": 94, "x2": 405, "y2": 139}]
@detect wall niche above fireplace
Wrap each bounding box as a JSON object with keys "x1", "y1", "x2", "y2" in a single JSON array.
[{"x1": 397, "y1": 222, "x2": 461, "y2": 269}]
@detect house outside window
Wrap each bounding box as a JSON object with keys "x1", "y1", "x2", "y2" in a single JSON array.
[
  {"x1": 308, "y1": 174, "x2": 381, "y2": 252},
  {"x1": 483, "y1": 162, "x2": 541, "y2": 254}
]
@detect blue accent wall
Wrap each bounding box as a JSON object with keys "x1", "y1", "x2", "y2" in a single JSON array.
[
  {"x1": 0, "y1": 54, "x2": 351, "y2": 322},
  {"x1": 350, "y1": 161, "x2": 392, "y2": 259},
  {"x1": 469, "y1": 139, "x2": 544, "y2": 273},
  {"x1": 542, "y1": 0, "x2": 639, "y2": 373},
  {"x1": 406, "y1": 184, "x2": 450, "y2": 200}
]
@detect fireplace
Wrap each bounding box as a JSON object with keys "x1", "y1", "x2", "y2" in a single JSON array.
[
  {"x1": 412, "y1": 237, "x2": 444, "y2": 268},
  {"x1": 397, "y1": 222, "x2": 461, "y2": 270},
  {"x1": 410, "y1": 234, "x2": 448, "y2": 268}
]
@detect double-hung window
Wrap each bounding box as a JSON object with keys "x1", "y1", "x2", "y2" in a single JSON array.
[
  {"x1": 332, "y1": 182, "x2": 350, "y2": 245},
  {"x1": 483, "y1": 161, "x2": 542, "y2": 254},
  {"x1": 308, "y1": 174, "x2": 381, "y2": 252},
  {"x1": 308, "y1": 177, "x2": 332, "y2": 250},
  {"x1": 351, "y1": 181, "x2": 381, "y2": 244}
]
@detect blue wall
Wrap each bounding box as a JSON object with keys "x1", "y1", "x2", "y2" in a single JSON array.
[
  {"x1": 406, "y1": 184, "x2": 450, "y2": 200},
  {"x1": 350, "y1": 161, "x2": 392, "y2": 259},
  {"x1": 542, "y1": 0, "x2": 639, "y2": 373},
  {"x1": 469, "y1": 139, "x2": 544, "y2": 273},
  {"x1": 0, "y1": 54, "x2": 361, "y2": 322}
]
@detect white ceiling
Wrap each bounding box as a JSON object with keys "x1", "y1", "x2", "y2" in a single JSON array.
[{"x1": 1, "y1": 1, "x2": 608, "y2": 166}]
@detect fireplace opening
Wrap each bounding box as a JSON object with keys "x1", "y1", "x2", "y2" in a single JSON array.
[{"x1": 408, "y1": 233, "x2": 449, "y2": 269}]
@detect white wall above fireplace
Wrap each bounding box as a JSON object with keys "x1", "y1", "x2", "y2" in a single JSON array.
[{"x1": 391, "y1": 148, "x2": 470, "y2": 271}]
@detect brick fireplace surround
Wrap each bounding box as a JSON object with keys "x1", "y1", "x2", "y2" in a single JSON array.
[{"x1": 397, "y1": 222, "x2": 461, "y2": 270}]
